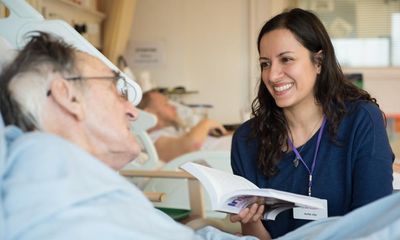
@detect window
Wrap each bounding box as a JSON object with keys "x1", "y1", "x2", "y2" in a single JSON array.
[{"x1": 299, "y1": 0, "x2": 400, "y2": 67}]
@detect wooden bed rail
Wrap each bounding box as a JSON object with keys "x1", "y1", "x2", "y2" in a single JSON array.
[{"x1": 120, "y1": 169, "x2": 205, "y2": 219}]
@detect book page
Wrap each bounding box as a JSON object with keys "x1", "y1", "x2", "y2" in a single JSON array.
[
  {"x1": 181, "y1": 162, "x2": 258, "y2": 208},
  {"x1": 263, "y1": 201, "x2": 294, "y2": 220},
  {"x1": 218, "y1": 195, "x2": 259, "y2": 214},
  {"x1": 222, "y1": 189, "x2": 326, "y2": 210},
  {"x1": 181, "y1": 163, "x2": 326, "y2": 218},
  {"x1": 264, "y1": 205, "x2": 294, "y2": 220}
]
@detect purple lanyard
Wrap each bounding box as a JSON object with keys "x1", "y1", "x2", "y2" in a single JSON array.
[{"x1": 287, "y1": 116, "x2": 326, "y2": 196}]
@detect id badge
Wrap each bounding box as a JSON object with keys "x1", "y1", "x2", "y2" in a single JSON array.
[{"x1": 293, "y1": 199, "x2": 328, "y2": 220}]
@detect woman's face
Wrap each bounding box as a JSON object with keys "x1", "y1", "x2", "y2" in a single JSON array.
[{"x1": 259, "y1": 28, "x2": 321, "y2": 110}]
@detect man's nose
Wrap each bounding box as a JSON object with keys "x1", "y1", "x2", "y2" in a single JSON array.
[{"x1": 126, "y1": 102, "x2": 139, "y2": 121}]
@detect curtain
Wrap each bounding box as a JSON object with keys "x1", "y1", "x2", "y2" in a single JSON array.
[{"x1": 99, "y1": 0, "x2": 137, "y2": 64}]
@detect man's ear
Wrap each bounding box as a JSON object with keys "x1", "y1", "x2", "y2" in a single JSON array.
[
  {"x1": 314, "y1": 50, "x2": 323, "y2": 74},
  {"x1": 48, "y1": 78, "x2": 84, "y2": 120}
]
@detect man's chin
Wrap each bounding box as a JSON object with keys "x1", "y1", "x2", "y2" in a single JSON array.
[
  {"x1": 125, "y1": 144, "x2": 142, "y2": 164},
  {"x1": 104, "y1": 147, "x2": 141, "y2": 170}
]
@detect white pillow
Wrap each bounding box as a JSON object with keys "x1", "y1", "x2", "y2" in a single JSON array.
[{"x1": 0, "y1": 36, "x2": 17, "y2": 73}]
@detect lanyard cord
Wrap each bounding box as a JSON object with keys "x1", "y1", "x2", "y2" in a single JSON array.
[{"x1": 288, "y1": 116, "x2": 326, "y2": 196}]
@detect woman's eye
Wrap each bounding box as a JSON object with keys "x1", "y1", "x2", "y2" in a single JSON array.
[
  {"x1": 260, "y1": 62, "x2": 270, "y2": 69},
  {"x1": 281, "y1": 57, "x2": 293, "y2": 63}
]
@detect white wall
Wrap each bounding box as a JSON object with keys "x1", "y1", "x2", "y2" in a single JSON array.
[
  {"x1": 344, "y1": 68, "x2": 400, "y2": 114},
  {"x1": 125, "y1": 0, "x2": 400, "y2": 124},
  {"x1": 125, "y1": 0, "x2": 251, "y2": 124}
]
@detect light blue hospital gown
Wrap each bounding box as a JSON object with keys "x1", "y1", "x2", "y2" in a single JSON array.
[
  {"x1": 2, "y1": 116, "x2": 400, "y2": 240},
  {"x1": 0, "y1": 119, "x2": 256, "y2": 240},
  {"x1": 277, "y1": 189, "x2": 400, "y2": 240}
]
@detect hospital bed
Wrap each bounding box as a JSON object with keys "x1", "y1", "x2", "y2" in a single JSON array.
[
  {"x1": 0, "y1": 0, "x2": 233, "y2": 223},
  {"x1": 121, "y1": 109, "x2": 233, "y2": 220},
  {"x1": 3, "y1": 2, "x2": 400, "y2": 236}
]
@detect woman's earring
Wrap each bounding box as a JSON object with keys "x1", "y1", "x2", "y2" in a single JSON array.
[{"x1": 317, "y1": 64, "x2": 322, "y2": 74}]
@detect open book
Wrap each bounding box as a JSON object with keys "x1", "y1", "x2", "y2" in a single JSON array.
[{"x1": 180, "y1": 162, "x2": 327, "y2": 220}]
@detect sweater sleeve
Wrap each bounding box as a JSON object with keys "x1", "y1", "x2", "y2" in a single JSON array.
[
  {"x1": 350, "y1": 102, "x2": 394, "y2": 210},
  {"x1": 231, "y1": 127, "x2": 244, "y2": 177}
]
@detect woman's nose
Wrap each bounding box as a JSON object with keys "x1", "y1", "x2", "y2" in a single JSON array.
[{"x1": 267, "y1": 63, "x2": 284, "y2": 82}]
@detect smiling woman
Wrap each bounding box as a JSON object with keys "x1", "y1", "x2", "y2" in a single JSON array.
[
  {"x1": 259, "y1": 28, "x2": 322, "y2": 110},
  {"x1": 230, "y1": 8, "x2": 394, "y2": 239}
]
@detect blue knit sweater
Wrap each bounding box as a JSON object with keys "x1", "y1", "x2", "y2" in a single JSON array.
[{"x1": 231, "y1": 101, "x2": 394, "y2": 238}]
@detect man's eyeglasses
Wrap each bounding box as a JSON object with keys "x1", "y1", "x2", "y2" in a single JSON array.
[{"x1": 47, "y1": 70, "x2": 136, "y2": 102}]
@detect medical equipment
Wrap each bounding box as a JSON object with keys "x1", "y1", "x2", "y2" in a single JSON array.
[
  {"x1": 0, "y1": 0, "x2": 142, "y2": 105},
  {"x1": 122, "y1": 109, "x2": 232, "y2": 219}
]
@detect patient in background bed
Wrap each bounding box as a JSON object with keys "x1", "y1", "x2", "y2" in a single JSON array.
[{"x1": 137, "y1": 89, "x2": 232, "y2": 162}]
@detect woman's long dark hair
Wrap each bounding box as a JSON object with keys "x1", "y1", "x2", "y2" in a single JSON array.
[{"x1": 252, "y1": 8, "x2": 377, "y2": 177}]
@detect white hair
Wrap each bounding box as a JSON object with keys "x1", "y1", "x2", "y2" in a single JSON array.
[
  {"x1": 0, "y1": 32, "x2": 82, "y2": 131},
  {"x1": 8, "y1": 65, "x2": 55, "y2": 130}
]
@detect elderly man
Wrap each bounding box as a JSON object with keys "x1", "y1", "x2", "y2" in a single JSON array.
[{"x1": 0, "y1": 32, "x2": 256, "y2": 240}]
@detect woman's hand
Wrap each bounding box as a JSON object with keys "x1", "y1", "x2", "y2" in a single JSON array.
[
  {"x1": 230, "y1": 202, "x2": 265, "y2": 224},
  {"x1": 229, "y1": 202, "x2": 271, "y2": 240}
]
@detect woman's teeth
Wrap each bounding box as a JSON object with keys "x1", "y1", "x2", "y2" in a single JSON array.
[{"x1": 274, "y1": 83, "x2": 293, "y2": 92}]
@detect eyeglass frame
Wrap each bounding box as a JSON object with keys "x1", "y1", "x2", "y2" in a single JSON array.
[{"x1": 46, "y1": 70, "x2": 133, "y2": 101}]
